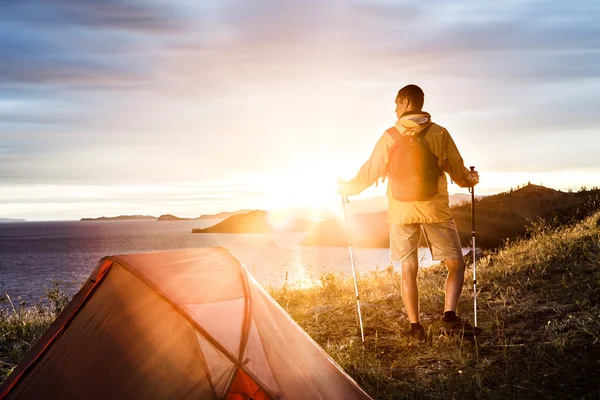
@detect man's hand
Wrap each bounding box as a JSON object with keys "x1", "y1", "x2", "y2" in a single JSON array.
[
  {"x1": 336, "y1": 180, "x2": 354, "y2": 196},
  {"x1": 468, "y1": 170, "x2": 480, "y2": 186}
]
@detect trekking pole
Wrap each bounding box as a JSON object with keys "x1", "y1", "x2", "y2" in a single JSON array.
[
  {"x1": 469, "y1": 166, "x2": 478, "y2": 328},
  {"x1": 341, "y1": 194, "x2": 365, "y2": 343}
]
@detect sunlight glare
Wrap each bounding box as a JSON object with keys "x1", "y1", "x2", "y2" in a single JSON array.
[{"x1": 259, "y1": 161, "x2": 348, "y2": 220}]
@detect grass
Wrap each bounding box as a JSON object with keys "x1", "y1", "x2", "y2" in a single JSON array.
[
  {"x1": 0, "y1": 281, "x2": 72, "y2": 382},
  {"x1": 269, "y1": 211, "x2": 600, "y2": 399},
  {"x1": 2, "y1": 212, "x2": 600, "y2": 398}
]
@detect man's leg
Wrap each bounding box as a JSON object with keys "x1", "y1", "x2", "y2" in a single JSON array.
[
  {"x1": 390, "y1": 224, "x2": 421, "y2": 324},
  {"x1": 443, "y1": 258, "x2": 465, "y2": 313},
  {"x1": 400, "y1": 256, "x2": 420, "y2": 323},
  {"x1": 442, "y1": 256, "x2": 481, "y2": 334},
  {"x1": 421, "y1": 221, "x2": 465, "y2": 314},
  {"x1": 423, "y1": 220, "x2": 480, "y2": 334}
]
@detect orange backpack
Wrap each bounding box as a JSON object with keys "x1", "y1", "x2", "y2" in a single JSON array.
[{"x1": 386, "y1": 125, "x2": 442, "y2": 201}]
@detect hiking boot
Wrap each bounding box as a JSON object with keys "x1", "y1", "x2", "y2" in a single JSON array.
[
  {"x1": 440, "y1": 315, "x2": 482, "y2": 336},
  {"x1": 409, "y1": 324, "x2": 426, "y2": 343}
]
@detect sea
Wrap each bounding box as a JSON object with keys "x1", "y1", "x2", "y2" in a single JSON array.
[{"x1": 0, "y1": 219, "x2": 449, "y2": 306}]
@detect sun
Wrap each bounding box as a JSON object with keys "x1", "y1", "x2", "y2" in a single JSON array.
[{"x1": 261, "y1": 163, "x2": 346, "y2": 221}]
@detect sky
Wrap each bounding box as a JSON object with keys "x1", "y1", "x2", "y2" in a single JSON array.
[{"x1": 1, "y1": 0, "x2": 599, "y2": 221}]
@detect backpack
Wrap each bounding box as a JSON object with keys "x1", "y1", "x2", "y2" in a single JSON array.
[{"x1": 386, "y1": 125, "x2": 442, "y2": 202}]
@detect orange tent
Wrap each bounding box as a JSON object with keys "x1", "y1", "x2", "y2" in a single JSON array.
[{"x1": 0, "y1": 248, "x2": 372, "y2": 400}]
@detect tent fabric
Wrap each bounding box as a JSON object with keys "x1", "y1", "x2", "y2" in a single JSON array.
[
  {"x1": 0, "y1": 247, "x2": 372, "y2": 400},
  {"x1": 6, "y1": 264, "x2": 213, "y2": 399},
  {"x1": 0, "y1": 259, "x2": 113, "y2": 398}
]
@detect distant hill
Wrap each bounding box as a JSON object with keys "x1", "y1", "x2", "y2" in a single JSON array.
[
  {"x1": 192, "y1": 210, "x2": 312, "y2": 233},
  {"x1": 0, "y1": 218, "x2": 27, "y2": 223},
  {"x1": 347, "y1": 193, "x2": 483, "y2": 213},
  {"x1": 80, "y1": 215, "x2": 156, "y2": 221},
  {"x1": 157, "y1": 210, "x2": 253, "y2": 221},
  {"x1": 299, "y1": 212, "x2": 386, "y2": 247},
  {"x1": 158, "y1": 214, "x2": 195, "y2": 221},
  {"x1": 198, "y1": 210, "x2": 254, "y2": 219},
  {"x1": 278, "y1": 193, "x2": 481, "y2": 220},
  {"x1": 300, "y1": 184, "x2": 600, "y2": 249},
  {"x1": 453, "y1": 184, "x2": 600, "y2": 248},
  {"x1": 366, "y1": 193, "x2": 481, "y2": 210},
  {"x1": 448, "y1": 193, "x2": 484, "y2": 207}
]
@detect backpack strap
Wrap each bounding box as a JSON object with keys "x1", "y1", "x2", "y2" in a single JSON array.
[
  {"x1": 415, "y1": 123, "x2": 433, "y2": 138},
  {"x1": 418, "y1": 124, "x2": 444, "y2": 176},
  {"x1": 387, "y1": 124, "x2": 433, "y2": 142},
  {"x1": 386, "y1": 126, "x2": 402, "y2": 143}
]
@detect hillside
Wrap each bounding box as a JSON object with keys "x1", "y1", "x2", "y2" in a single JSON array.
[
  {"x1": 453, "y1": 184, "x2": 600, "y2": 248},
  {"x1": 301, "y1": 184, "x2": 600, "y2": 249},
  {"x1": 191, "y1": 210, "x2": 312, "y2": 233},
  {"x1": 270, "y1": 211, "x2": 600, "y2": 399}
]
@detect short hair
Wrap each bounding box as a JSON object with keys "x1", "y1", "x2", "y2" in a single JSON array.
[{"x1": 396, "y1": 84, "x2": 424, "y2": 110}]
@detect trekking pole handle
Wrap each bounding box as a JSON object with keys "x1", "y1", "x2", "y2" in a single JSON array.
[
  {"x1": 469, "y1": 166, "x2": 476, "y2": 229},
  {"x1": 468, "y1": 166, "x2": 476, "y2": 194}
]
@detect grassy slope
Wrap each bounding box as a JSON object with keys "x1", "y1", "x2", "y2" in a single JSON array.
[
  {"x1": 270, "y1": 211, "x2": 600, "y2": 399},
  {"x1": 2, "y1": 213, "x2": 599, "y2": 398}
]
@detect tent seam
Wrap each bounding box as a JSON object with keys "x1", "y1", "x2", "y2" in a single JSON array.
[
  {"x1": 220, "y1": 249, "x2": 276, "y2": 400},
  {"x1": 103, "y1": 256, "x2": 239, "y2": 365}
]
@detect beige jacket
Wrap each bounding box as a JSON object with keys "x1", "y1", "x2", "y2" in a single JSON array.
[{"x1": 346, "y1": 112, "x2": 477, "y2": 225}]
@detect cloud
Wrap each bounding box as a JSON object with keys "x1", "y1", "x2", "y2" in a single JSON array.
[
  {"x1": 0, "y1": 0, "x2": 182, "y2": 32},
  {"x1": 1, "y1": 0, "x2": 599, "y2": 198},
  {"x1": 0, "y1": 0, "x2": 185, "y2": 88}
]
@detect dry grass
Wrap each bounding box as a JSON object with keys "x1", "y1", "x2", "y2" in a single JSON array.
[
  {"x1": 0, "y1": 281, "x2": 71, "y2": 382},
  {"x1": 269, "y1": 211, "x2": 600, "y2": 399}
]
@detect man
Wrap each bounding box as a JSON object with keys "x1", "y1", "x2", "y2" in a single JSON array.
[{"x1": 337, "y1": 84, "x2": 479, "y2": 341}]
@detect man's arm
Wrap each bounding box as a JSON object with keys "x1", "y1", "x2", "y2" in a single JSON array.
[
  {"x1": 338, "y1": 133, "x2": 393, "y2": 196},
  {"x1": 443, "y1": 131, "x2": 479, "y2": 188}
]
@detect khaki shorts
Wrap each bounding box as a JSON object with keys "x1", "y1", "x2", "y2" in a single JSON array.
[{"x1": 390, "y1": 219, "x2": 463, "y2": 262}]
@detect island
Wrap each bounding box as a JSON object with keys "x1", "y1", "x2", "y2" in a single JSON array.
[
  {"x1": 80, "y1": 215, "x2": 157, "y2": 221},
  {"x1": 192, "y1": 210, "x2": 313, "y2": 233},
  {"x1": 157, "y1": 214, "x2": 194, "y2": 221}
]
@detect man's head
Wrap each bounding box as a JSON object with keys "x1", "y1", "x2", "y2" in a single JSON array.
[{"x1": 395, "y1": 84, "x2": 425, "y2": 118}]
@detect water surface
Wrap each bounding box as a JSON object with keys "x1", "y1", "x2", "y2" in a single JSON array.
[{"x1": 0, "y1": 220, "x2": 448, "y2": 305}]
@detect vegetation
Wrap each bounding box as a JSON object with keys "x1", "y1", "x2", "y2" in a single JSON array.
[
  {"x1": 0, "y1": 280, "x2": 71, "y2": 382},
  {"x1": 2, "y1": 212, "x2": 599, "y2": 398},
  {"x1": 270, "y1": 210, "x2": 600, "y2": 399}
]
